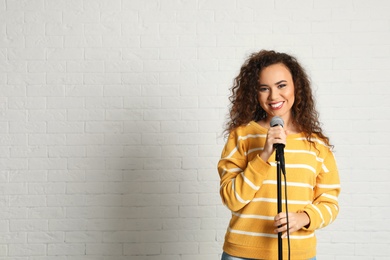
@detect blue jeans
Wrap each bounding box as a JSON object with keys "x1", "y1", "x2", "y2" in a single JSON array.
[{"x1": 221, "y1": 252, "x2": 316, "y2": 260}]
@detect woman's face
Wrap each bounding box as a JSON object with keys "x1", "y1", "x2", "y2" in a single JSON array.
[{"x1": 257, "y1": 63, "x2": 295, "y2": 122}]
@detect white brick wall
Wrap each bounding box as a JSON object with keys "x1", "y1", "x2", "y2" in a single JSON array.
[{"x1": 0, "y1": 0, "x2": 389, "y2": 259}]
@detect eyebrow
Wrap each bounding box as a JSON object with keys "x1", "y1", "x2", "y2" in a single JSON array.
[{"x1": 259, "y1": 80, "x2": 287, "y2": 87}]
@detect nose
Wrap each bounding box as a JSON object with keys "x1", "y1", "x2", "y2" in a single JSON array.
[{"x1": 268, "y1": 89, "x2": 279, "y2": 100}]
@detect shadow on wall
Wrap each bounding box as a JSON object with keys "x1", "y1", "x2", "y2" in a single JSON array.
[{"x1": 122, "y1": 115, "x2": 228, "y2": 258}]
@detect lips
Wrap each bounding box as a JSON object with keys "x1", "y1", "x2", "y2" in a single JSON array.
[{"x1": 269, "y1": 101, "x2": 284, "y2": 110}]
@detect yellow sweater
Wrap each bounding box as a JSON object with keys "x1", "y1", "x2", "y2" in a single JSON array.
[{"x1": 218, "y1": 121, "x2": 340, "y2": 259}]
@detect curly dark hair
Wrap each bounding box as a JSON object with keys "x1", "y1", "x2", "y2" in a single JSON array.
[{"x1": 225, "y1": 49, "x2": 331, "y2": 147}]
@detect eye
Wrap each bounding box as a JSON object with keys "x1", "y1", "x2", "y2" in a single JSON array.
[
  {"x1": 278, "y1": 84, "x2": 287, "y2": 89},
  {"x1": 258, "y1": 87, "x2": 269, "y2": 92}
]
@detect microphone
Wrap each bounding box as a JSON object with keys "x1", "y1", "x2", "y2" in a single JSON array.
[
  {"x1": 270, "y1": 116, "x2": 285, "y2": 148},
  {"x1": 270, "y1": 116, "x2": 285, "y2": 167},
  {"x1": 270, "y1": 116, "x2": 284, "y2": 128}
]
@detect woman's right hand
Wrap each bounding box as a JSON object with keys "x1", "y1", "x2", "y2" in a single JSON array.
[{"x1": 260, "y1": 125, "x2": 287, "y2": 162}]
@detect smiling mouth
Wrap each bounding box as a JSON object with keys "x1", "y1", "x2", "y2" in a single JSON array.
[{"x1": 269, "y1": 101, "x2": 284, "y2": 109}]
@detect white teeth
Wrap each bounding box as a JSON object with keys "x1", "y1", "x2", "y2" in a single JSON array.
[{"x1": 270, "y1": 102, "x2": 283, "y2": 108}]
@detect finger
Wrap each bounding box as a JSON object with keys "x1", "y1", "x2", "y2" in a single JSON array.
[
  {"x1": 274, "y1": 212, "x2": 286, "y2": 221},
  {"x1": 273, "y1": 220, "x2": 283, "y2": 227},
  {"x1": 274, "y1": 224, "x2": 287, "y2": 234},
  {"x1": 274, "y1": 219, "x2": 287, "y2": 231},
  {"x1": 271, "y1": 135, "x2": 286, "y2": 146},
  {"x1": 274, "y1": 226, "x2": 284, "y2": 234},
  {"x1": 275, "y1": 217, "x2": 288, "y2": 227}
]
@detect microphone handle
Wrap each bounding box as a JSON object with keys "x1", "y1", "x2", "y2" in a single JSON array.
[{"x1": 274, "y1": 144, "x2": 285, "y2": 173}]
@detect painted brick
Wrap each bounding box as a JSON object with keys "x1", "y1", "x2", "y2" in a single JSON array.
[{"x1": 0, "y1": 0, "x2": 388, "y2": 258}]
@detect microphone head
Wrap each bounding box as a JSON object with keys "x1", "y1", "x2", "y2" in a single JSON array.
[{"x1": 270, "y1": 116, "x2": 284, "y2": 127}]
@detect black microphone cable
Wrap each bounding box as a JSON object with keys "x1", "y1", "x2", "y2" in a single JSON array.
[{"x1": 282, "y1": 165, "x2": 291, "y2": 260}]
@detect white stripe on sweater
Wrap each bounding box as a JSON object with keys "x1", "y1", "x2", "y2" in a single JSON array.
[
  {"x1": 228, "y1": 228, "x2": 315, "y2": 239},
  {"x1": 312, "y1": 204, "x2": 325, "y2": 228},
  {"x1": 240, "y1": 172, "x2": 260, "y2": 191},
  {"x1": 263, "y1": 180, "x2": 313, "y2": 189},
  {"x1": 324, "y1": 204, "x2": 333, "y2": 223},
  {"x1": 317, "y1": 183, "x2": 340, "y2": 189},
  {"x1": 231, "y1": 212, "x2": 274, "y2": 220},
  {"x1": 269, "y1": 162, "x2": 317, "y2": 174},
  {"x1": 320, "y1": 193, "x2": 339, "y2": 202},
  {"x1": 252, "y1": 197, "x2": 311, "y2": 205},
  {"x1": 232, "y1": 180, "x2": 251, "y2": 204},
  {"x1": 238, "y1": 134, "x2": 266, "y2": 141},
  {"x1": 285, "y1": 149, "x2": 324, "y2": 162}
]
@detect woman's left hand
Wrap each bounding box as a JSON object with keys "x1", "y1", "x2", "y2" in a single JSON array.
[{"x1": 273, "y1": 212, "x2": 310, "y2": 238}]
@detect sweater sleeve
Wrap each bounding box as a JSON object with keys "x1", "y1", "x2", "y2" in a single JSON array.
[
  {"x1": 217, "y1": 130, "x2": 273, "y2": 212},
  {"x1": 300, "y1": 149, "x2": 341, "y2": 231}
]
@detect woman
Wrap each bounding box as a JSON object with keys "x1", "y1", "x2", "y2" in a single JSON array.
[{"x1": 218, "y1": 50, "x2": 340, "y2": 259}]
